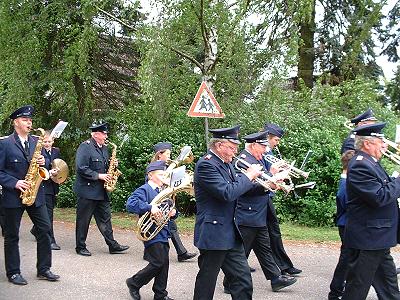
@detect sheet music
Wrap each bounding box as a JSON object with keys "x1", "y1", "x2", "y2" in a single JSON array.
[{"x1": 50, "y1": 121, "x2": 68, "y2": 139}]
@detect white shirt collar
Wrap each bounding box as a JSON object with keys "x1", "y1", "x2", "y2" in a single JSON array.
[
  {"x1": 340, "y1": 173, "x2": 347, "y2": 179},
  {"x1": 147, "y1": 180, "x2": 160, "y2": 190},
  {"x1": 210, "y1": 149, "x2": 225, "y2": 163},
  {"x1": 18, "y1": 135, "x2": 28, "y2": 145}
]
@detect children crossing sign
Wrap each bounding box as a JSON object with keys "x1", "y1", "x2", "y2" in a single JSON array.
[{"x1": 187, "y1": 82, "x2": 225, "y2": 118}]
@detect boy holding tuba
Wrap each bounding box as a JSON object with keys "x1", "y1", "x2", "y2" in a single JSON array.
[
  {"x1": 126, "y1": 161, "x2": 177, "y2": 300},
  {"x1": 0, "y1": 105, "x2": 60, "y2": 285}
]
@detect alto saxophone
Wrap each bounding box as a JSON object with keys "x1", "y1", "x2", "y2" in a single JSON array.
[
  {"x1": 20, "y1": 128, "x2": 50, "y2": 206},
  {"x1": 104, "y1": 141, "x2": 122, "y2": 192}
]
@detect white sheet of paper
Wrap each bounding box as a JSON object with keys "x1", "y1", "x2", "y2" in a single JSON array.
[
  {"x1": 170, "y1": 166, "x2": 186, "y2": 188},
  {"x1": 51, "y1": 121, "x2": 68, "y2": 138}
]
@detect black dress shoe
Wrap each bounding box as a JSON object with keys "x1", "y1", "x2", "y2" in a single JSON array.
[
  {"x1": 8, "y1": 274, "x2": 28, "y2": 285},
  {"x1": 76, "y1": 248, "x2": 92, "y2": 256},
  {"x1": 37, "y1": 270, "x2": 60, "y2": 281},
  {"x1": 282, "y1": 267, "x2": 302, "y2": 275},
  {"x1": 126, "y1": 278, "x2": 141, "y2": 300},
  {"x1": 250, "y1": 267, "x2": 256, "y2": 272},
  {"x1": 51, "y1": 243, "x2": 61, "y2": 250},
  {"x1": 271, "y1": 275, "x2": 297, "y2": 292},
  {"x1": 109, "y1": 244, "x2": 129, "y2": 254},
  {"x1": 177, "y1": 252, "x2": 197, "y2": 262},
  {"x1": 154, "y1": 296, "x2": 174, "y2": 300}
]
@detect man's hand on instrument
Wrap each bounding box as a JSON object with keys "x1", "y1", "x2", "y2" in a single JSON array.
[
  {"x1": 151, "y1": 205, "x2": 162, "y2": 219},
  {"x1": 169, "y1": 208, "x2": 176, "y2": 217},
  {"x1": 244, "y1": 164, "x2": 263, "y2": 181},
  {"x1": 99, "y1": 173, "x2": 112, "y2": 182},
  {"x1": 16, "y1": 180, "x2": 30, "y2": 192},
  {"x1": 37, "y1": 155, "x2": 45, "y2": 166},
  {"x1": 49, "y1": 168, "x2": 59, "y2": 177}
]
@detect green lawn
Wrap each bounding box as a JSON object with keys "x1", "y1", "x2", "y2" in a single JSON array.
[{"x1": 53, "y1": 208, "x2": 340, "y2": 243}]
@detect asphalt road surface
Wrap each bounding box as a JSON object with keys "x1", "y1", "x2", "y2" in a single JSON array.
[{"x1": 0, "y1": 217, "x2": 398, "y2": 300}]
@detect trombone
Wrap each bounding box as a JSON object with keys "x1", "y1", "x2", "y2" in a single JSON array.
[{"x1": 263, "y1": 154, "x2": 309, "y2": 179}]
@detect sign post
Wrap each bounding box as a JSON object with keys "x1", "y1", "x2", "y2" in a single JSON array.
[{"x1": 187, "y1": 82, "x2": 225, "y2": 149}]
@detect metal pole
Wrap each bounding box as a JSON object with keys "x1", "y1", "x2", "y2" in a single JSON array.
[{"x1": 205, "y1": 117, "x2": 209, "y2": 150}]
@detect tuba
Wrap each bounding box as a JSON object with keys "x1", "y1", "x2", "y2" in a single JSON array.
[
  {"x1": 136, "y1": 171, "x2": 193, "y2": 241},
  {"x1": 136, "y1": 146, "x2": 194, "y2": 241},
  {"x1": 104, "y1": 141, "x2": 122, "y2": 192},
  {"x1": 20, "y1": 128, "x2": 50, "y2": 206}
]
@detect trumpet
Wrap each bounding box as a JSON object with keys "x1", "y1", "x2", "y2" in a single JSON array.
[
  {"x1": 344, "y1": 119, "x2": 400, "y2": 165},
  {"x1": 263, "y1": 154, "x2": 309, "y2": 179},
  {"x1": 234, "y1": 158, "x2": 294, "y2": 194}
]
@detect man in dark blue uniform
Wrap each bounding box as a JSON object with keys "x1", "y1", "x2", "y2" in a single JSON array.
[
  {"x1": 263, "y1": 123, "x2": 302, "y2": 276},
  {"x1": 341, "y1": 108, "x2": 377, "y2": 154},
  {"x1": 342, "y1": 122, "x2": 400, "y2": 299},
  {"x1": 0, "y1": 185, "x2": 4, "y2": 237},
  {"x1": 74, "y1": 122, "x2": 129, "y2": 256},
  {"x1": 0, "y1": 105, "x2": 60, "y2": 285},
  {"x1": 225, "y1": 131, "x2": 297, "y2": 293},
  {"x1": 193, "y1": 125, "x2": 262, "y2": 300},
  {"x1": 31, "y1": 131, "x2": 62, "y2": 250}
]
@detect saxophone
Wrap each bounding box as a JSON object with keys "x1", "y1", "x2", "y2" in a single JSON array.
[
  {"x1": 20, "y1": 128, "x2": 50, "y2": 206},
  {"x1": 104, "y1": 141, "x2": 122, "y2": 192}
]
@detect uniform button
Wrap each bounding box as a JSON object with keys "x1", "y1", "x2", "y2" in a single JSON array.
[
  {"x1": 87, "y1": 183, "x2": 90, "y2": 185},
  {"x1": 249, "y1": 207, "x2": 252, "y2": 210},
  {"x1": 213, "y1": 221, "x2": 217, "y2": 224}
]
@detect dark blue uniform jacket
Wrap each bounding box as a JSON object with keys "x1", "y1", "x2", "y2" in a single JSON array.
[
  {"x1": 345, "y1": 151, "x2": 400, "y2": 250},
  {"x1": 74, "y1": 138, "x2": 109, "y2": 201},
  {"x1": 235, "y1": 150, "x2": 270, "y2": 227},
  {"x1": 0, "y1": 132, "x2": 45, "y2": 208},
  {"x1": 193, "y1": 151, "x2": 254, "y2": 250},
  {"x1": 336, "y1": 176, "x2": 347, "y2": 227},
  {"x1": 126, "y1": 183, "x2": 175, "y2": 248},
  {"x1": 42, "y1": 147, "x2": 60, "y2": 195}
]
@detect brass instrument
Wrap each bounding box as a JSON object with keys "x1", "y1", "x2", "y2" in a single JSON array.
[
  {"x1": 137, "y1": 171, "x2": 194, "y2": 241},
  {"x1": 51, "y1": 158, "x2": 69, "y2": 184},
  {"x1": 104, "y1": 141, "x2": 122, "y2": 192},
  {"x1": 20, "y1": 128, "x2": 50, "y2": 206},
  {"x1": 136, "y1": 145, "x2": 194, "y2": 241},
  {"x1": 344, "y1": 119, "x2": 400, "y2": 165},
  {"x1": 263, "y1": 154, "x2": 309, "y2": 179},
  {"x1": 234, "y1": 157, "x2": 294, "y2": 194}
]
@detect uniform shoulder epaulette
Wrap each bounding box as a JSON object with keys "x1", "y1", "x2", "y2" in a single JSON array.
[
  {"x1": 356, "y1": 155, "x2": 364, "y2": 161},
  {"x1": 85, "y1": 139, "x2": 91, "y2": 144},
  {"x1": 350, "y1": 134, "x2": 355, "y2": 139},
  {"x1": 204, "y1": 154, "x2": 212, "y2": 160},
  {"x1": 240, "y1": 153, "x2": 247, "y2": 159},
  {"x1": 31, "y1": 134, "x2": 39, "y2": 138},
  {"x1": 0, "y1": 136, "x2": 7, "y2": 140}
]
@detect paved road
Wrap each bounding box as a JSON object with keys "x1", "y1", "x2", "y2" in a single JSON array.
[{"x1": 0, "y1": 217, "x2": 398, "y2": 300}]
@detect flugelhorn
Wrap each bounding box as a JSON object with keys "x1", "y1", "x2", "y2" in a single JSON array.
[
  {"x1": 234, "y1": 158, "x2": 294, "y2": 194},
  {"x1": 263, "y1": 154, "x2": 309, "y2": 179}
]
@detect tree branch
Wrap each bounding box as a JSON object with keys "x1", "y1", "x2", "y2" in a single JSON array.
[
  {"x1": 94, "y1": 5, "x2": 135, "y2": 31},
  {"x1": 160, "y1": 42, "x2": 204, "y2": 72}
]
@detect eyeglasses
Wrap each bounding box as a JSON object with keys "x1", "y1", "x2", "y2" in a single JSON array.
[{"x1": 220, "y1": 142, "x2": 237, "y2": 152}]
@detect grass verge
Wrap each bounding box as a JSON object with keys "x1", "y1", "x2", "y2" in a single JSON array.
[{"x1": 52, "y1": 208, "x2": 340, "y2": 243}]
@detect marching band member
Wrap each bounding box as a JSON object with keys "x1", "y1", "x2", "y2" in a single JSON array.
[
  {"x1": 341, "y1": 108, "x2": 377, "y2": 154},
  {"x1": 0, "y1": 105, "x2": 59, "y2": 285},
  {"x1": 150, "y1": 142, "x2": 197, "y2": 262},
  {"x1": 30, "y1": 130, "x2": 62, "y2": 250},
  {"x1": 74, "y1": 122, "x2": 129, "y2": 256},
  {"x1": 328, "y1": 150, "x2": 355, "y2": 299},
  {"x1": 193, "y1": 125, "x2": 262, "y2": 300},
  {"x1": 126, "y1": 161, "x2": 176, "y2": 300},
  {"x1": 342, "y1": 123, "x2": 400, "y2": 299},
  {"x1": 263, "y1": 123, "x2": 302, "y2": 276},
  {"x1": 224, "y1": 131, "x2": 297, "y2": 293}
]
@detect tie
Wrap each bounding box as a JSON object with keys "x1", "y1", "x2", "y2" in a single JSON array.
[
  {"x1": 23, "y1": 140, "x2": 29, "y2": 156},
  {"x1": 155, "y1": 187, "x2": 160, "y2": 193}
]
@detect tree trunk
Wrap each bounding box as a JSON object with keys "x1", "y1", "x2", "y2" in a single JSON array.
[{"x1": 297, "y1": 3, "x2": 316, "y2": 89}]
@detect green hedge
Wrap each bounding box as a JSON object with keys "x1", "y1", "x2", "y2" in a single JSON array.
[{"x1": 55, "y1": 77, "x2": 400, "y2": 226}]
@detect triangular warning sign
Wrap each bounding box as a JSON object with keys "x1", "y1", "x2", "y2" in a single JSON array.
[{"x1": 187, "y1": 82, "x2": 225, "y2": 118}]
